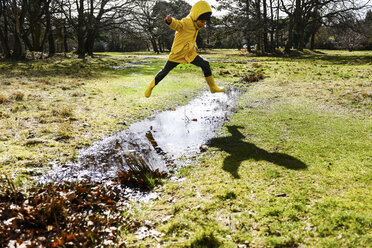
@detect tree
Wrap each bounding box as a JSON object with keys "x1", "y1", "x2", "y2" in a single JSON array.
[
  {"x1": 11, "y1": 0, "x2": 26, "y2": 59},
  {"x1": 216, "y1": 0, "x2": 283, "y2": 54},
  {"x1": 152, "y1": 0, "x2": 172, "y2": 53},
  {"x1": 0, "y1": 0, "x2": 11, "y2": 58},
  {"x1": 57, "y1": 0, "x2": 131, "y2": 59},
  {"x1": 328, "y1": 11, "x2": 369, "y2": 50},
  {"x1": 215, "y1": 0, "x2": 255, "y2": 50},
  {"x1": 130, "y1": 0, "x2": 190, "y2": 53},
  {"x1": 365, "y1": 10, "x2": 372, "y2": 48},
  {"x1": 129, "y1": 0, "x2": 160, "y2": 53},
  {"x1": 0, "y1": 0, "x2": 58, "y2": 59},
  {"x1": 44, "y1": 0, "x2": 56, "y2": 57},
  {"x1": 281, "y1": 0, "x2": 370, "y2": 52}
]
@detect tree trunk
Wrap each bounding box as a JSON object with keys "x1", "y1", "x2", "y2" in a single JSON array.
[
  {"x1": 263, "y1": 0, "x2": 268, "y2": 53},
  {"x1": 269, "y1": 0, "x2": 274, "y2": 51},
  {"x1": 77, "y1": 33, "x2": 85, "y2": 59},
  {"x1": 13, "y1": 25, "x2": 25, "y2": 59},
  {"x1": 293, "y1": 0, "x2": 304, "y2": 51},
  {"x1": 150, "y1": 37, "x2": 159, "y2": 53},
  {"x1": 85, "y1": 0, "x2": 95, "y2": 57},
  {"x1": 12, "y1": 0, "x2": 25, "y2": 59},
  {"x1": 30, "y1": 25, "x2": 41, "y2": 51},
  {"x1": 158, "y1": 37, "x2": 163, "y2": 53},
  {"x1": 77, "y1": 0, "x2": 85, "y2": 59},
  {"x1": 45, "y1": 0, "x2": 55, "y2": 57},
  {"x1": 62, "y1": 21, "x2": 68, "y2": 56},
  {"x1": 244, "y1": 0, "x2": 251, "y2": 52},
  {"x1": 48, "y1": 30, "x2": 55, "y2": 57},
  {"x1": 256, "y1": 0, "x2": 262, "y2": 51},
  {"x1": 284, "y1": 15, "x2": 294, "y2": 53},
  {"x1": 0, "y1": 29, "x2": 11, "y2": 58},
  {"x1": 296, "y1": 27, "x2": 305, "y2": 51},
  {"x1": 85, "y1": 29, "x2": 96, "y2": 57},
  {"x1": 310, "y1": 32, "x2": 315, "y2": 50},
  {"x1": 0, "y1": 2, "x2": 11, "y2": 59},
  {"x1": 28, "y1": 0, "x2": 42, "y2": 51},
  {"x1": 276, "y1": 0, "x2": 280, "y2": 48}
]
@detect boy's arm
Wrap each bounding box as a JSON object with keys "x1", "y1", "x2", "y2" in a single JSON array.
[{"x1": 164, "y1": 14, "x2": 184, "y2": 32}]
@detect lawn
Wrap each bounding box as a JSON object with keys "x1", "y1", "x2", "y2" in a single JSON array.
[{"x1": 0, "y1": 50, "x2": 371, "y2": 247}]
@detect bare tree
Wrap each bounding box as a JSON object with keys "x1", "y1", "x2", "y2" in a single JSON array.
[
  {"x1": 130, "y1": 0, "x2": 161, "y2": 53},
  {"x1": 215, "y1": 0, "x2": 255, "y2": 50},
  {"x1": 22, "y1": 0, "x2": 56, "y2": 57},
  {"x1": 281, "y1": 0, "x2": 371, "y2": 52},
  {"x1": 56, "y1": 0, "x2": 131, "y2": 59},
  {"x1": 216, "y1": 0, "x2": 282, "y2": 53},
  {"x1": 0, "y1": 0, "x2": 57, "y2": 59}
]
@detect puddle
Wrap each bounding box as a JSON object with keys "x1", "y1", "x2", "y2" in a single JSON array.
[
  {"x1": 110, "y1": 60, "x2": 156, "y2": 70},
  {"x1": 39, "y1": 87, "x2": 243, "y2": 184},
  {"x1": 111, "y1": 64, "x2": 144, "y2": 70},
  {"x1": 210, "y1": 59, "x2": 275, "y2": 63}
]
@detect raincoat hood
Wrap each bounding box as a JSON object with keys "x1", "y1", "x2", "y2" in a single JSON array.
[
  {"x1": 165, "y1": 1, "x2": 212, "y2": 63},
  {"x1": 189, "y1": 1, "x2": 212, "y2": 21}
]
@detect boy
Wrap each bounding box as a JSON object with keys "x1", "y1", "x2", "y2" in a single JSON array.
[{"x1": 144, "y1": 0, "x2": 225, "y2": 98}]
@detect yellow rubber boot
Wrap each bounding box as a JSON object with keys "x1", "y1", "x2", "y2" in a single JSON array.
[
  {"x1": 144, "y1": 79, "x2": 156, "y2": 98},
  {"x1": 205, "y1": 75, "x2": 225, "y2": 93}
]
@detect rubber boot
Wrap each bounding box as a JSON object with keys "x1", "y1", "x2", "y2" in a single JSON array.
[
  {"x1": 144, "y1": 79, "x2": 156, "y2": 98},
  {"x1": 205, "y1": 75, "x2": 225, "y2": 93}
]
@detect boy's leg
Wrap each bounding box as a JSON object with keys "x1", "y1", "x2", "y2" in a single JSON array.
[
  {"x1": 191, "y1": 55, "x2": 225, "y2": 93},
  {"x1": 145, "y1": 60, "x2": 179, "y2": 98},
  {"x1": 155, "y1": 60, "x2": 179, "y2": 85},
  {"x1": 191, "y1": 55, "x2": 212, "y2": 77}
]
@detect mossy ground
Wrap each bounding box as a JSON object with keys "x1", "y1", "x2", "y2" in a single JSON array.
[{"x1": 1, "y1": 50, "x2": 371, "y2": 247}]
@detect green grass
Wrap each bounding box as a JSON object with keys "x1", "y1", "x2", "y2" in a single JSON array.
[
  {"x1": 1, "y1": 50, "x2": 371, "y2": 247},
  {"x1": 122, "y1": 50, "x2": 371, "y2": 247},
  {"x1": 0, "y1": 53, "x2": 205, "y2": 176}
]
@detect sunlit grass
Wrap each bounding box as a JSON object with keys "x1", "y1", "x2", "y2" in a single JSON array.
[
  {"x1": 0, "y1": 50, "x2": 371, "y2": 247},
  {"x1": 128, "y1": 49, "x2": 372, "y2": 247},
  {"x1": 0, "y1": 53, "x2": 207, "y2": 176}
]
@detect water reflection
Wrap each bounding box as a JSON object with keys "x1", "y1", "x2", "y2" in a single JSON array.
[{"x1": 40, "y1": 88, "x2": 242, "y2": 184}]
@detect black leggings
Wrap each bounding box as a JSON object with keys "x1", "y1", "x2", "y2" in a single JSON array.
[{"x1": 154, "y1": 55, "x2": 212, "y2": 85}]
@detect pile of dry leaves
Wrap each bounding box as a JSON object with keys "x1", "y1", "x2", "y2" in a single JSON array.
[{"x1": 0, "y1": 166, "x2": 167, "y2": 247}]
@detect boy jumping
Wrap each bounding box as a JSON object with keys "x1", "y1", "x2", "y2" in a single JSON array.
[{"x1": 144, "y1": 0, "x2": 225, "y2": 98}]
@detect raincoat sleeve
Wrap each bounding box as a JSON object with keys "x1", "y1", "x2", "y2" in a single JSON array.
[{"x1": 166, "y1": 17, "x2": 185, "y2": 32}]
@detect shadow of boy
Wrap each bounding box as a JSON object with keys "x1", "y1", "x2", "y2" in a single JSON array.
[{"x1": 208, "y1": 125, "x2": 307, "y2": 178}]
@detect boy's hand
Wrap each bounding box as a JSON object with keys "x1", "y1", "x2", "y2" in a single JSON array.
[{"x1": 165, "y1": 14, "x2": 172, "y2": 24}]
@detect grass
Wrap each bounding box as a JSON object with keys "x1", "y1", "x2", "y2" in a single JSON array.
[
  {"x1": 0, "y1": 53, "x2": 205, "y2": 177},
  {"x1": 125, "y1": 50, "x2": 371, "y2": 247},
  {"x1": 0, "y1": 49, "x2": 371, "y2": 247}
]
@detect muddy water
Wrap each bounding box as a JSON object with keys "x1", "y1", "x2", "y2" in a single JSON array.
[{"x1": 40, "y1": 88, "x2": 242, "y2": 184}]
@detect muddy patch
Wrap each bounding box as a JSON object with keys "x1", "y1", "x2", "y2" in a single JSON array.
[{"x1": 39, "y1": 88, "x2": 243, "y2": 184}]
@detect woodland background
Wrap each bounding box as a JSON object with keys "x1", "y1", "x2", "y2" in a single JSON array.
[{"x1": 0, "y1": 0, "x2": 371, "y2": 60}]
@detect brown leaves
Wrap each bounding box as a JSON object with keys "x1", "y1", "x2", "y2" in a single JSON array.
[{"x1": 0, "y1": 181, "x2": 138, "y2": 247}]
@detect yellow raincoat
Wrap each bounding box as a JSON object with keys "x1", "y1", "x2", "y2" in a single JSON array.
[{"x1": 166, "y1": 1, "x2": 212, "y2": 63}]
